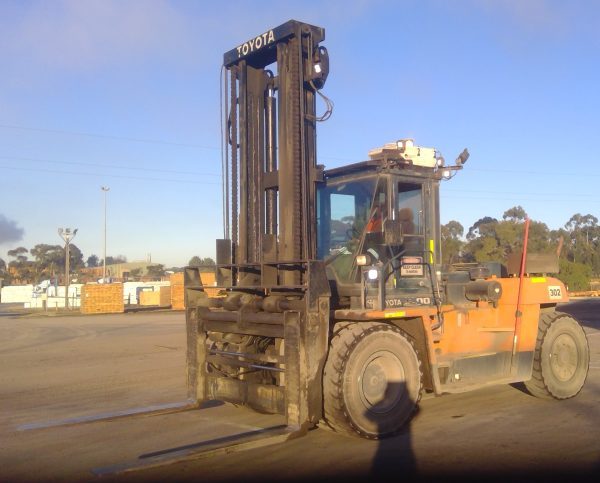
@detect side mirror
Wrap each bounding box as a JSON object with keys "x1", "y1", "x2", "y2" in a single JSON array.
[{"x1": 383, "y1": 219, "x2": 404, "y2": 246}]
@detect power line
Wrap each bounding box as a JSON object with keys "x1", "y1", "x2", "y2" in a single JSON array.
[
  {"x1": 443, "y1": 188, "x2": 596, "y2": 198},
  {"x1": 442, "y1": 194, "x2": 600, "y2": 204},
  {"x1": 0, "y1": 165, "x2": 221, "y2": 185},
  {"x1": 1, "y1": 163, "x2": 598, "y2": 202},
  {"x1": 3, "y1": 150, "x2": 598, "y2": 184},
  {"x1": 1, "y1": 157, "x2": 599, "y2": 199},
  {"x1": 1, "y1": 121, "x2": 599, "y2": 182},
  {"x1": 0, "y1": 155, "x2": 220, "y2": 177},
  {"x1": 468, "y1": 167, "x2": 600, "y2": 178},
  {"x1": 0, "y1": 123, "x2": 219, "y2": 150}
]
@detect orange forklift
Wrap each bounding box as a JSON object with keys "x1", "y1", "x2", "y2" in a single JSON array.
[{"x1": 184, "y1": 20, "x2": 589, "y2": 439}]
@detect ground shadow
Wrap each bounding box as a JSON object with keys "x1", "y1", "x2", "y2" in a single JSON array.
[
  {"x1": 508, "y1": 380, "x2": 531, "y2": 396},
  {"x1": 365, "y1": 381, "x2": 418, "y2": 482}
]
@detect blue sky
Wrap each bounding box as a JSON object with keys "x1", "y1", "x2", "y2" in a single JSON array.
[{"x1": 1, "y1": 0, "x2": 599, "y2": 267}]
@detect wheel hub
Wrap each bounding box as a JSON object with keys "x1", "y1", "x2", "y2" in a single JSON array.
[
  {"x1": 549, "y1": 333, "x2": 578, "y2": 381},
  {"x1": 359, "y1": 350, "x2": 406, "y2": 413}
]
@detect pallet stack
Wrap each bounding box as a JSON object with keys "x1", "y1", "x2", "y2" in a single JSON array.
[
  {"x1": 170, "y1": 273, "x2": 185, "y2": 310},
  {"x1": 200, "y1": 271, "x2": 219, "y2": 298},
  {"x1": 170, "y1": 271, "x2": 220, "y2": 310},
  {"x1": 139, "y1": 286, "x2": 172, "y2": 306},
  {"x1": 81, "y1": 283, "x2": 124, "y2": 314}
]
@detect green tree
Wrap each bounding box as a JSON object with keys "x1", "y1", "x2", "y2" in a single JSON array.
[
  {"x1": 103, "y1": 255, "x2": 127, "y2": 265},
  {"x1": 68, "y1": 244, "x2": 85, "y2": 271},
  {"x1": 86, "y1": 254, "x2": 99, "y2": 267},
  {"x1": 188, "y1": 256, "x2": 202, "y2": 266},
  {"x1": 502, "y1": 206, "x2": 527, "y2": 222},
  {"x1": 563, "y1": 213, "x2": 599, "y2": 275},
  {"x1": 129, "y1": 268, "x2": 142, "y2": 280},
  {"x1": 30, "y1": 244, "x2": 63, "y2": 264},
  {"x1": 526, "y1": 220, "x2": 553, "y2": 253},
  {"x1": 7, "y1": 246, "x2": 28, "y2": 262},
  {"x1": 29, "y1": 244, "x2": 63, "y2": 282},
  {"x1": 7, "y1": 246, "x2": 35, "y2": 282},
  {"x1": 462, "y1": 208, "x2": 554, "y2": 266},
  {"x1": 464, "y1": 217, "x2": 502, "y2": 262},
  {"x1": 188, "y1": 256, "x2": 216, "y2": 270},
  {"x1": 25, "y1": 243, "x2": 85, "y2": 283},
  {"x1": 146, "y1": 264, "x2": 165, "y2": 278},
  {"x1": 459, "y1": 208, "x2": 593, "y2": 289},
  {"x1": 557, "y1": 259, "x2": 592, "y2": 291},
  {"x1": 441, "y1": 220, "x2": 464, "y2": 265},
  {"x1": 0, "y1": 257, "x2": 11, "y2": 284},
  {"x1": 466, "y1": 216, "x2": 498, "y2": 240}
]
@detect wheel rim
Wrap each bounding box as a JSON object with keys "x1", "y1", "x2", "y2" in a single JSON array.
[
  {"x1": 358, "y1": 350, "x2": 406, "y2": 414},
  {"x1": 549, "y1": 333, "x2": 578, "y2": 382}
]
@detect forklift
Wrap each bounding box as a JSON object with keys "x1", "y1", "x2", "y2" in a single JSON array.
[{"x1": 184, "y1": 20, "x2": 589, "y2": 439}]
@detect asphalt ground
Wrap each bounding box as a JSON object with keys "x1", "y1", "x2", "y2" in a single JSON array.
[{"x1": 0, "y1": 301, "x2": 598, "y2": 483}]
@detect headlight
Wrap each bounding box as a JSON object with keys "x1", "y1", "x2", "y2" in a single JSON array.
[
  {"x1": 367, "y1": 268, "x2": 379, "y2": 280},
  {"x1": 356, "y1": 254, "x2": 371, "y2": 266}
]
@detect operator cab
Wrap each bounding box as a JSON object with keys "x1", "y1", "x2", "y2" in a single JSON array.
[{"x1": 317, "y1": 139, "x2": 444, "y2": 310}]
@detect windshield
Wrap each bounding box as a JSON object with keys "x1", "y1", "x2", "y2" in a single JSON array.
[{"x1": 317, "y1": 176, "x2": 385, "y2": 283}]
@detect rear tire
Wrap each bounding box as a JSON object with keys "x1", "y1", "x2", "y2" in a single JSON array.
[
  {"x1": 323, "y1": 322, "x2": 422, "y2": 439},
  {"x1": 524, "y1": 311, "x2": 589, "y2": 399}
]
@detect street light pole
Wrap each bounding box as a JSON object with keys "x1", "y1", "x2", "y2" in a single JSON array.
[
  {"x1": 58, "y1": 228, "x2": 77, "y2": 309},
  {"x1": 101, "y1": 186, "x2": 110, "y2": 282}
]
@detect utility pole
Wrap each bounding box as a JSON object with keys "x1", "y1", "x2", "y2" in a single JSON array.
[
  {"x1": 58, "y1": 228, "x2": 77, "y2": 309},
  {"x1": 101, "y1": 186, "x2": 110, "y2": 282}
]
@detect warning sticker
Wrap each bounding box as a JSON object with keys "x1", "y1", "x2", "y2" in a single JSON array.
[{"x1": 401, "y1": 257, "x2": 423, "y2": 277}]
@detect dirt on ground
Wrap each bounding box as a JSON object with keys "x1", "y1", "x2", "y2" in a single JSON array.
[{"x1": 0, "y1": 302, "x2": 598, "y2": 482}]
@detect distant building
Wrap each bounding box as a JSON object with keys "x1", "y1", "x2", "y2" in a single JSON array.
[{"x1": 79, "y1": 262, "x2": 166, "y2": 282}]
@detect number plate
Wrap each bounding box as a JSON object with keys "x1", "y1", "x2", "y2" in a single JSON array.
[{"x1": 548, "y1": 285, "x2": 563, "y2": 300}]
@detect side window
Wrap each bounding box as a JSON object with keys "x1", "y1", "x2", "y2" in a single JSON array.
[
  {"x1": 397, "y1": 183, "x2": 422, "y2": 235},
  {"x1": 330, "y1": 193, "x2": 356, "y2": 249},
  {"x1": 396, "y1": 182, "x2": 424, "y2": 258}
]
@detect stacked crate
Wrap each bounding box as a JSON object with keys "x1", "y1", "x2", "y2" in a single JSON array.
[
  {"x1": 159, "y1": 285, "x2": 172, "y2": 306},
  {"x1": 200, "y1": 271, "x2": 219, "y2": 298},
  {"x1": 139, "y1": 286, "x2": 171, "y2": 306},
  {"x1": 170, "y1": 273, "x2": 185, "y2": 310},
  {"x1": 139, "y1": 290, "x2": 159, "y2": 306},
  {"x1": 170, "y1": 271, "x2": 219, "y2": 310},
  {"x1": 81, "y1": 283, "x2": 124, "y2": 314}
]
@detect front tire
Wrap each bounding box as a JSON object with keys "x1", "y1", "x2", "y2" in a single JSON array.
[
  {"x1": 323, "y1": 322, "x2": 422, "y2": 439},
  {"x1": 524, "y1": 311, "x2": 589, "y2": 399}
]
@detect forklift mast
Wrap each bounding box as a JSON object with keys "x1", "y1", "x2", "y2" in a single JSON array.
[
  {"x1": 220, "y1": 20, "x2": 329, "y2": 282},
  {"x1": 185, "y1": 20, "x2": 332, "y2": 431}
]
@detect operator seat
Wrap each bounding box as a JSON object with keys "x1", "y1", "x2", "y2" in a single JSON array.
[
  {"x1": 398, "y1": 208, "x2": 415, "y2": 235},
  {"x1": 398, "y1": 208, "x2": 421, "y2": 256}
]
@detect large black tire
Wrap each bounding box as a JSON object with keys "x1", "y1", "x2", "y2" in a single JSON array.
[
  {"x1": 323, "y1": 322, "x2": 422, "y2": 439},
  {"x1": 524, "y1": 311, "x2": 589, "y2": 400}
]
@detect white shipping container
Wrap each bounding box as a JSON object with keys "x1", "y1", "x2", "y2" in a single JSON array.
[
  {"x1": 123, "y1": 281, "x2": 170, "y2": 304},
  {"x1": 1, "y1": 285, "x2": 34, "y2": 303}
]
